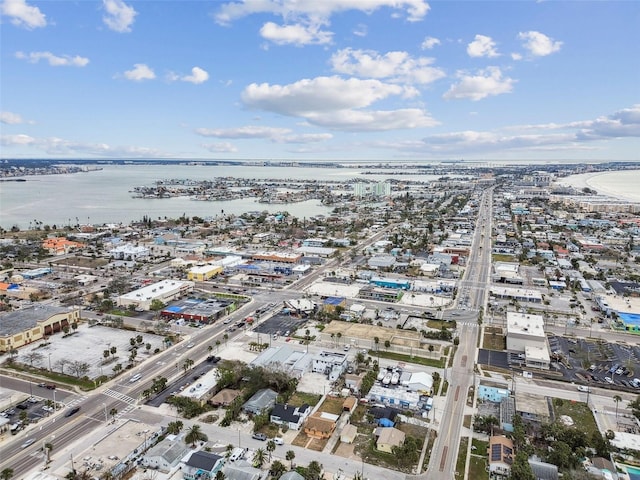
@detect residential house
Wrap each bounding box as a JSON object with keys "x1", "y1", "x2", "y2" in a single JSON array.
[
  {"x1": 340, "y1": 424, "x2": 358, "y2": 444},
  {"x1": 141, "y1": 435, "x2": 189, "y2": 472},
  {"x1": 344, "y1": 373, "x2": 364, "y2": 394},
  {"x1": 182, "y1": 451, "x2": 224, "y2": 480},
  {"x1": 375, "y1": 427, "x2": 405, "y2": 453},
  {"x1": 270, "y1": 403, "x2": 310, "y2": 430},
  {"x1": 488, "y1": 435, "x2": 514, "y2": 479},
  {"x1": 242, "y1": 388, "x2": 278, "y2": 415},
  {"x1": 223, "y1": 460, "x2": 266, "y2": 480},
  {"x1": 303, "y1": 412, "x2": 338, "y2": 439}
]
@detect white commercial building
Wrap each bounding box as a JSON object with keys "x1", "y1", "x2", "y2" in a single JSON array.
[
  {"x1": 118, "y1": 279, "x2": 194, "y2": 311},
  {"x1": 506, "y1": 312, "x2": 550, "y2": 370}
]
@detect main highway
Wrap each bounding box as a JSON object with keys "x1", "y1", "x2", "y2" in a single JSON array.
[{"x1": 421, "y1": 187, "x2": 493, "y2": 480}]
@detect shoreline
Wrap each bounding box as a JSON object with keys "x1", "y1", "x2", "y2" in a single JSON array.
[{"x1": 556, "y1": 170, "x2": 640, "y2": 203}]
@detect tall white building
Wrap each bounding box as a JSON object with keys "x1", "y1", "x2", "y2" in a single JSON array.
[{"x1": 353, "y1": 182, "x2": 391, "y2": 198}]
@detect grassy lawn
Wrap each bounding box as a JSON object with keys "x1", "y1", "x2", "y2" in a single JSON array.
[
  {"x1": 318, "y1": 396, "x2": 346, "y2": 415},
  {"x1": 292, "y1": 431, "x2": 311, "y2": 447},
  {"x1": 373, "y1": 350, "x2": 444, "y2": 368},
  {"x1": 4, "y1": 362, "x2": 99, "y2": 391},
  {"x1": 492, "y1": 254, "x2": 516, "y2": 262},
  {"x1": 483, "y1": 328, "x2": 506, "y2": 350},
  {"x1": 472, "y1": 438, "x2": 488, "y2": 453},
  {"x1": 463, "y1": 415, "x2": 472, "y2": 429},
  {"x1": 552, "y1": 398, "x2": 599, "y2": 438},
  {"x1": 427, "y1": 320, "x2": 456, "y2": 330},
  {"x1": 288, "y1": 392, "x2": 322, "y2": 407},
  {"x1": 469, "y1": 455, "x2": 489, "y2": 480},
  {"x1": 441, "y1": 380, "x2": 449, "y2": 396},
  {"x1": 307, "y1": 437, "x2": 328, "y2": 451},
  {"x1": 456, "y1": 437, "x2": 469, "y2": 478}
]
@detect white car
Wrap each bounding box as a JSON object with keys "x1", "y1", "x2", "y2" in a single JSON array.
[
  {"x1": 605, "y1": 377, "x2": 614, "y2": 384},
  {"x1": 42, "y1": 405, "x2": 54, "y2": 412},
  {"x1": 273, "y1": 437, "x2": 284, "y2": 445},
  {"x1": 577, "y1": 385, "x2": 590, "y2": 392}
]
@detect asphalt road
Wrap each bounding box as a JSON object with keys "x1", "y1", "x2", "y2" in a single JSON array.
[{"x1": 422, "y1": 187, "x2": 493, "y2": 480}]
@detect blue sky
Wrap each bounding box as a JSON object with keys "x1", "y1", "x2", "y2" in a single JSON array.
[{"x1": 1, "y1": 0, "x2": 639, "y2": 162}]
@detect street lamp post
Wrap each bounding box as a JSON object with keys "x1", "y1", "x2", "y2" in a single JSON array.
[
  {"x1": 102, "y1": 403, "x2": 108, "y2": 423},
  {"x1": 48, "y1": 353, "x2": 52, "y2": 371}
]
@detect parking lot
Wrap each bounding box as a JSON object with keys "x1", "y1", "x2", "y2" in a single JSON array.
[
  {"x1": 548, "y1": 335, "x2": 640, "y2": 390},
  {"x1": 16, "y1": 323, "x2": 166, "y2": 380},
  {"x1": 253, "y1": 314, "x2": 306, "y2": 337},
  {"x1": 1, "y1": 392, "x2": 59, "y2": 435},
  {"x1": 479, "y1": 333, "x2": 640, "y2": 392}
]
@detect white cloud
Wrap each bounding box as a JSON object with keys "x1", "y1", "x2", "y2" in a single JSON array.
[
  {"x1": 511, "y1": 52, "x2": 523, "y2": 61},
  {"x1": 123, "y1": 64, "x2": 155, "y2": 81},
  {"x1": 518, "y1": 31, "x2": 562, "y2": 56},
  {"x1": 15, "y1": 51, "x2": 89, "y2": 67},
  {"x1": 1, "y1": 0, "x2": 46, "y2": 29},
  {"x1": 196, "y1": 125, "x2": 291, "y2": 139},
  {"x1": 203, "y1": 142, "x2": 238, "y2": 153},
  {"x1": 1, "y1": 133, "x2": 35, "y2": 145},
  {"x1": 353, "y1": 24, "x2": 367, "y2": 37},
  {"x1": 0, "y1": 111, "x2": 24, "y2": 124},
  {"x1": 1, "y1": 134, "x2": 172, "y2": 157},
  {"x1": 466, "y1": 34, "x2": 499, "y2": 58},
  {"x1": 412, "y1": 104, "x2": 640, "y2": 155},
  {"x1": 330, "y1": 48, "x2": 445, "y2": 85},
  {"x1": 103, "y1": 0, "x2": 137, "y2": 33},
  {"x1": 421, "y1": 36, "x2": 440, "y2": 50},
  {"x1": 216, "y1": 0, "x2": 429, "y2": 25},
  {"x1": 577, "y1": 104, "x2": 640, "y2": 139},
  {"x1": 260, "y1": 21, "x2": 333, "y2": 46},
  {"x1": 306, "y1": 108, "x2": 438, "y2": 131},
  {"x1": 443, "y1": 67, "x2": 515, "y2": 101},
  {"x1": 195, "y1": 125, "x2": 333, "y2": 144},
  {"x1": 181, "y1": 67, "x2": 209, "y2": 84},
  {"x1": 242, "y1": 76, "x2": 435, "y2": 131}
]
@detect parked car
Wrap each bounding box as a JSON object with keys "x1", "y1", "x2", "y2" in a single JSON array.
[
  {"x1": 605, "y1": 377, "x2": 614, "y2": 384},
  {"x1": 252, "y1": 433, "x2": 267, "y2": 441},
  {"x1": 273, "y1": 437, "x2": 284, "y2": 445},
  {"x1": 577, "y1": 385, "x2": 590, "y2": 392}
]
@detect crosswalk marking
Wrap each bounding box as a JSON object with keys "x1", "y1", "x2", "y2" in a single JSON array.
[{"x1": 102, "y1": 388, "x2": 137, "y2": 405}]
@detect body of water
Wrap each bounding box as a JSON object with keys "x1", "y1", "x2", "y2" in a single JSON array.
[
  {"x1": 624, "y1": 464, "x2": 640, "y2": 480},
  {"x1": 559, "y1": 169, "x2": 640, "y2": 202},
  {"x1": 0, "y1": 164, "x2": 444, "y2": 229}
]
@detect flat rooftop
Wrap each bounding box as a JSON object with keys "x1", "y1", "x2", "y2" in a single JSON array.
[{"x1": 0, "y1": 304, "x2": 73, "y2": 336}]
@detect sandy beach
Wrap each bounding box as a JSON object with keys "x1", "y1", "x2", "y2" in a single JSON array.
[{"x1": 555, "y1": 170, "x2": 640, "y2": 203}]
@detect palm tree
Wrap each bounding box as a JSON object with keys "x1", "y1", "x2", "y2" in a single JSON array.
[
  {"x1": 373, "y1": 336, "x2": 380, "y2": 351},
  {"x1": 109, "y1": 408, "x2": 118, "y2": 421},
  {"x1": 252, "y1": 448, "x2": 266, "y2": 468},
  {"x1": 269, "y1": 460, "x2": 286, "y2": 478},
  {"x1": 214, "y1": 472, "x2": 226, "y2": 480},
  {"x1": 285, "y1": 450, "x2": 295, "y2": 469},
  {"x1": 266, "y1": 440, "x2": 276, "y2": 461},
  {"x1": 184, "y1": 424, "x2": 208, "y2": 447},
  {"x1": 614, "y1": 394, "x2": 622, "y2": 419},
  {"x1": 0, "y1": 468, "x2": 14, "y2": 480},
  {"x1": 167, "y1": 420, "x2": 184, "y2": 435}
]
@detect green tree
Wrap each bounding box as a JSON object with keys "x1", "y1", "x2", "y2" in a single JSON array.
[
  {"x1": 266, "y1": 440, "x2": 276, "y2": 461},
  {"x1": 614, "y1": 394, "x2": 622, "y2": 419},
  {"x1": 109, "y1": 408, "x2": 118, "y2": 421},
  {"x1": 214, "y1": 472, "x2": 226, "y2": 480},
  {"x1": 269, "y1": 460, "x2": 286, "y2": 478},
  {"x1": 384, "y1": 340, "x2": 391, "y2": 350},
  {"x1": 150, "y1": 299, "x2": 165, "y2": 311},
  {"x1": 252, "y1": 448, "x2": 266, "y2": 468},
  {"x1": 166, "y1": 420, "x2": 184, "y2": 435},
  {"x1": 184, "y1": 424, "x2": 208, "y2": 447},
  {"x1": 0, "y1": 468, "x2": 14, "y2": 480},
  {"x1": 304, "y1": 460, "x2": 323, "y2": 480},
  {"x1": 286, "y1": 450, "x2": 296, "y2": 469},
  {"x1": 509, "y1": 450, "x2": 535, "y2": 480}
]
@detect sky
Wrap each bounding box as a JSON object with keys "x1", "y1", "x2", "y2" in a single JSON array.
[{"x1": 1, "y1": 0, "x2": 639, "y2": 162}]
